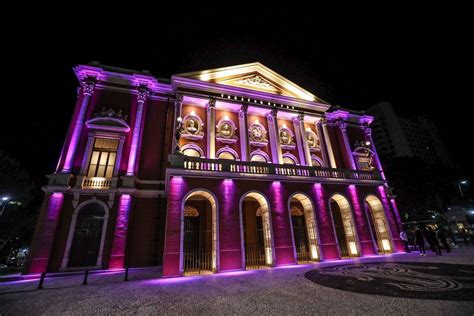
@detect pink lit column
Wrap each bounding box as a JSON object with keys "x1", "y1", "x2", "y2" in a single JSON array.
[
  {"x1": 347, "y1": 185, "x2": 377, "y2": 256},
  {"x1": 270, "y1": 181, "x2": 296, "y2": 265},
  {"x1": 219, "y1": 179, "x2": 243, "y2": 271},
  {"x1": 62, "y1": 80, "x2": 95, "y2": 173},
  {"x1": 321, "y1": 119, "x2": 337, "y2": 168},
  {"x1": 238, "y1": 104, "x2": 250, "y2": 161},
  {"x1": 171, "y1": 94, "x2": 183, "y2": 153},
  {"x1": 378, "y1": 186, "x2": 404, "y2": 252},
  {"x1": 335, "y1": 121, "x2": 357, "y2": 170},
  {"x1": 363, "y1": 125, "x2": 386, "y2": 180},
  {"x1": 266, "y1": 109, "x2": 283, "y2": 164},
  {"x1": 109, "y1": 194, "x2": 132, "y2": 269},
  {"x1": 25, "y1": 193, "x2": 64, "y2": 273},
  {"x1": 293, "y1": 115, "x2": 307, "y2": 166},
  {"x1": 206, "y1": 98, "x2": 216, "y2": 159},
  {"x1": 126, "y1": 86, "x2": 148, "y2": 176},
  {"x1": 313, "y1": 183, "x2": 339, "y2": 259},
  {"x1": 298, "y1": 114, "x2": 313, "y2": 166},
  {"x1": 163, "y1": 176, "x2": 187, "y2": 277}
]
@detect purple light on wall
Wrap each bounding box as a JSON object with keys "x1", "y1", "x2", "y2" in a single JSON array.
[
  {"x1": 347, "y1": 185, "x2": 376, "y2": 256},
  {"x1": 270, "y1": 180, "x2": 295, "y2": 265},
  {"x1": 390, "y1": 198, "x2": 403, "y2": 230},
  {"x1": 378, "y1": 186, "x2": 404, "y2": 252},
  {"x1": 313, "y1": 183, "x2": 338, "y2": 260},
  {"x1": 109, "y1": 194, "x2": 132, "y2": 269},
  {"x1": 48, "y1": 193, "x2": 64, "y2": 220}
]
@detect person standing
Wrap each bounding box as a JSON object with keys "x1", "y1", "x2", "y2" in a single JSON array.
[
  {"x1": 426, "y1": 227, "x2": 442, "y2": 256},
  {"x1": 400, "y1": 229, "x2": 411, "y2": 253},
  {"x1": 437, "y1": 229, "x2": 451, "y2": 252},
  {"x1": 415, "y1": 227, "x2": 426, "y2": 256}
]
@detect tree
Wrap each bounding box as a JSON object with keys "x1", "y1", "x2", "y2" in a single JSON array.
[{"x1": 0, "y1": 151, "x2": 37, "y2": 264}]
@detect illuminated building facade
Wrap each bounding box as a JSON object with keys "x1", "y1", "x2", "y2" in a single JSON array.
[{"x1": 24, "y1": 62, "x2": 404, "y2": 276}]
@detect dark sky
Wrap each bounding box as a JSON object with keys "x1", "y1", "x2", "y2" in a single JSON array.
[{"x1": 1, "y1": 8, "x2": 472, "y2": 186}]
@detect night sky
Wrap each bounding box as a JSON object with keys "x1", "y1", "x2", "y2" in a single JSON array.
[{"x1": 1, "y1": 9, "x2": 471, "y2": 187}]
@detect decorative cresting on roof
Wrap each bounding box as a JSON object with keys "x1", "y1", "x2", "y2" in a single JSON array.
[
  {"x1": 236, "y1": 75, "x2": 275, "y2": 90},
  {"x1": 86, "y1": 108, "x2": 130, "y2": 133}
]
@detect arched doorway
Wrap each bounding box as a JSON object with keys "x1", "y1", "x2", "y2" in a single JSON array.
[
  {"x1": 365, "y1": 195, "x2": 392, "y2": 254},
  {"x1": 289, "y1": 193, "x2": 320, "y2": 263},
  {"x1": 182, "y1": 190, "x2": 218, "y2": 275},
  {"x1": 329, "y1": 194, "x2": 360, "y2": 258},
  {"x1": 68, "y1": 202, "x2": 107, "y2": 268},
  {"x1": 241, "y1": 192, "x2": 274, "y2": 269}
]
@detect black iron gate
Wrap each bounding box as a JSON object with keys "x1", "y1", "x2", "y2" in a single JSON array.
[
  {"x1": 183, "y1": 216, "x2": 212, "y2": 275},
  {"x1": 292, "y1": 215, "x2": 311, "y2": 262}
]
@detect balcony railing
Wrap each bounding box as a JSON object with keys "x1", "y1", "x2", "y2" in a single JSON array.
[
  {"x1": 82, "y1": 177, "x2": 113, "y2": 189},
  {"x1": 169, "y1": 154, "x2": 383, "y2": 182}
]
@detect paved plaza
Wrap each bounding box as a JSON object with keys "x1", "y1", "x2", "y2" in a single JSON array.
[{"x1": 1, "y1": 246, "x2": 473, "y2": 315}]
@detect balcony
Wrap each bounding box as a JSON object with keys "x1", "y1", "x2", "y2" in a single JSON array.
[
  {"x1": 81, "y1": 176, "x2": 114, "y2": 190},
  {"x1": 168, "y1": 154, "x2": 383, "y2": 182}
]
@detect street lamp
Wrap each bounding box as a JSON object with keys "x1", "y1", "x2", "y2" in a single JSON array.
[
  {"x1": 458, "y1": 180, "x2": 468, "y2": 200},
  {"x1": 1, "y1": 196, "x2": 10, "y2": 216}
]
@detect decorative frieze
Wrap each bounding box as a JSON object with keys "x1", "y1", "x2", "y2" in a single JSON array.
[
  {"x1": 181, "y1": 111, "x2": 205, "y2": 140},
  {"x1": 216, "y1": 115, "x2": 238, "y2": 144}
]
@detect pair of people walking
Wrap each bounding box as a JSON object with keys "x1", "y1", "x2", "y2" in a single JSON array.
[{"x1": 411, "y1": 226, "x2": 451, "y2": 256}]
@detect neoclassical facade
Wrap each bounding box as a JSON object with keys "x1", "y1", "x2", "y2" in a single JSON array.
[{"x1": 24, "y1": 62, "x2": 404, "y2": 277}]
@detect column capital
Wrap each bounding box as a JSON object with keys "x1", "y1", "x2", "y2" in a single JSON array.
[
  {"x1": 335, "y1": 120, "x2": 347, "y2": 132},
  {"x1": 362, "y1": 125, "x2": 372, "y2": 136},
  {"x1": 208, "y1": 97, "x2": 216, "y2": 109},
  {"x1": 137, "y1": 86, "x2": 149, "y2": 103},
  {"x1": 81, "y1": 79, "x2": 96, "y2": 96},
  {"x1": 175, "y1": 93, "x2": 184, "y2": 103}
]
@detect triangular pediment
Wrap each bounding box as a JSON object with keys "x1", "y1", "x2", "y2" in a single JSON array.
[{"x1": 175, "y1": 62, "x2": 325, "y2": 103}]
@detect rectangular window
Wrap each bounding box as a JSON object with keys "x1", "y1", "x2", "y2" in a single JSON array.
[{"x1": 87, "y1": 138, "x2": 119, "y2": 178}]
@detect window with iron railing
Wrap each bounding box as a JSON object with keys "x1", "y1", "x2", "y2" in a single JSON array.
[{"x1": 87, "y1": 138, "x2": 119, "y2": 178}]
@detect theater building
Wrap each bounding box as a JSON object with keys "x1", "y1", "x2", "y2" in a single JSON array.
[{"x1": 24, "y1": 62, "x2": 404, "y2": 277}]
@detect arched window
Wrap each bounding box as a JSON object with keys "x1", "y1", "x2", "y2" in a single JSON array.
[
  {"x1": 218, "y1": 151, "x2": 235, "y2": 160},
  {"x1": 283, "y1": 156, "x2": 296, "y2": 164},
  {"x1": 183, "y1": 148, "x2": 201, "y2": 157},
  {"x1": 251, "y1": 154, "x2": 267, "y2": 163}
]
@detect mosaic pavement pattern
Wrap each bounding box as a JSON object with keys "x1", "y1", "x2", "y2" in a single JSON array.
[{"x1": 305, "y1": 262, "x2": 474, "y2": 301}]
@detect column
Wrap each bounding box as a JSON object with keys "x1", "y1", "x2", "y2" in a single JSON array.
[
  {"x1": 109, "y1": 194, "x2": 132, "y2": 269},
  {"x1": 238, "y1": 104, "x2": 250, "y2": 161},
  {"x1": 293, "y1": 116, "x2": 307, "y2": 165},
  {"x1": 335, "y1": 120, "x2": 357, "y2": 170},
  {"x1": 298, "y1": 113, "x2": 313, "y2": 167},
  {"x1": 266, "y1": 109, "x2": 283, "y2": 164},
  {"x1": 24, "y1": 193, "x2": 64, "y2": 273},
  {"x1": 207, "y1": 97, "x2": 216, "y2": 159},
  {"x1": 321, "y1": 119, "x2": 337, "y2": 168},
  {"x1": 62, "y1": 79, "x2": 96, "y2": 173},
  {"x1": 171, "y1": 93, "x2": 183, "y2": 153},
  {"x1": 316, "y1": 121, "x2": 330, "y2": 167},
  {"x1": 363, "y1": 125, "x2": 386, "y2": 180},
  {"x1": 126, "y1": 86, "x2": 148, "y2": 176}
]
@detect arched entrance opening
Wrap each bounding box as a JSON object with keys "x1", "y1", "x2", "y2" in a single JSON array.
[
  {"x1": 68, "y1": 202, "x2": 107, "y2": 267},
  {"x1": 241, "y1": 192, "x2": 274, "y2": 269},
  {"x1": 289, "y1": 193, "x2": 320, "y2": 263},
  {"x1": 182, "y1": 190, "x2": 218, "y2": 275},
  {"x1": 365, "y1": 195, "x2": 392, "y2": 254},
  {"x1": 329, "y1": 194, "x2": 360, "y2": 258}
]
